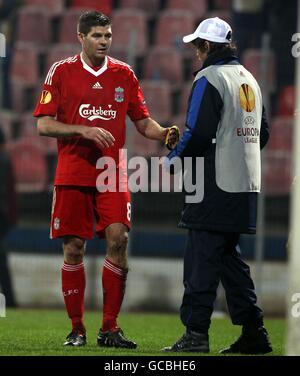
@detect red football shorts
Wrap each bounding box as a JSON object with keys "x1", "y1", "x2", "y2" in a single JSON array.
[{"x1": 50, "y1": 186, "x2": 131, "y2": 239}]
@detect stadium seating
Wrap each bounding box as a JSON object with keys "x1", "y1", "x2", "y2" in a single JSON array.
[
  {"x1": 16, "y1": 6, "x2": 51, "y2": 45},
  {"x1": 46, "y1": 43, "x2": 80, "y2": 68},
  {"x1": 154, "y1": 10, "x2": 195, "y2": 49},
  {"x1": 112, "y1": 9, "x2": 148, "y2": 56},
  {"x1": 242, "y1": 48, "x2": 276, "y2": 92},
  {"x1": 212, "y1": 0, "x2": 232, "y2": 9},
  {"x1": 141, "y1": 80, "x2": 172, "y2": 124},
  {"x1": 70, "y1": 0, "x2": 112, "y2": 14},
  {"x1": 205, "y1": 10, "x2": 232, "y2": 25},
  {"x1": 0, "y1": 112, "x2": 17, "y2": 141},
  {"x1": 267, "y1": 116, "x2": 293, "y2": 152},
  {"x1": 59, "y1": 8, "x2": 85, "y2": 44},
  {"x1": 180, "y1": 82, "x2": 193, "y2": 115},
  {"x1": 20, "y1": 112, "x2": 38, "y2": 138},
  {"x1": 20, "y1": 113, "x2": 57, "y2": 154},
  {"x1": 119, "y1": 0, "x2": 161, "y2": 16},
  {"x1": 166, "y1": 0, "x2": 207, "y2": 20},
  {"x1": 6, "y1": 138, "x2": 48, "y2": 193},
  {"x1": 42, "y1": 137, "x2": 58, "y2": 154},
  {"x1": 11, "y1": 43, "x2": 40, "y2": 85},
  {"x1": 181, "y1": 51, "x2": 203, "y2": 80},
  {"x1": 263, "y1": 116, "x2": 294, "y2": 196},
  {"x1": 144, "y1": 46, "x2": 183, "y2": 83},
  {"x1": 264, "y1": 151, "x2": 292, "y2": 196},
  {"x1": 130, "y1": 129, "x2": 160, "y2": 158},
  {"x1": 170, "y1": 114, "x2": 187, "y2": 134},
  {"x1": 109, "y1": 46, "x2": 133, "y2": 65},
  {"x1": 10, "y1": 43, "x2": 40, "y2": 113},
  {"x1": 277, "y1": 85, "x2": 295, "y2": 117},
  {"x1": 24, "y1": 0, "x2": 64, "y2": 16}
]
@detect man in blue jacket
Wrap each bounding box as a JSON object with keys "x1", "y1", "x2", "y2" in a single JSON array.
[{"x1": 162, "y1": 17, "x2": 272, "y2": 354}]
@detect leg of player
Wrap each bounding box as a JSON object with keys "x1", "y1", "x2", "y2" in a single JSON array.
[
  {"x1": 97, "y1": 223, "x2": 137, "y2": 349},
  {"x1": 62, "y1": 236, "x2": 87, "y2": 346}
]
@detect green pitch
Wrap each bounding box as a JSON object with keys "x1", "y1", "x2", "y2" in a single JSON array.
[{"x1": 0, "y1": 309, "x2": 285, "y2": 356}]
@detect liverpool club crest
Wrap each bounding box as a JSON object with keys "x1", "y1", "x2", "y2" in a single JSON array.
[{"x1": 115, "y1": 87, "x2": 124, "y2": 103}]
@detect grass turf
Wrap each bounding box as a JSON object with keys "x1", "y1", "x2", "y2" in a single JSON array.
[{"x1": 0, "y1": 309, "x2": 285, "y2": 356}]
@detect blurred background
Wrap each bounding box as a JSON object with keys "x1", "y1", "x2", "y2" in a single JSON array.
[{"x1": 0, "y1": 0, "x2": 295, "y2": 316}]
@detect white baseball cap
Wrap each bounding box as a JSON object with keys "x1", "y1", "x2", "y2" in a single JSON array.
[{"x1": 183, "y1": 17, "x2": 232, "y2": 44}]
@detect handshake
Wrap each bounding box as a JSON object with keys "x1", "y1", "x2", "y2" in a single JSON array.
[{"x1": 164, "y1": 125, "x2": 180, "y2": 151}]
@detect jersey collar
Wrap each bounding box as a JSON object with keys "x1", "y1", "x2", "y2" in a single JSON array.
[{"x1": 80, "y1": 53, "x2": 108, "y2": 77}]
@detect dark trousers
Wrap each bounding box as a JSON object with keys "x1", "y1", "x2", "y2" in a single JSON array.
[
  {"x1": 0, "y1": 239, "x2": 16, "y2": 307},
  {"x1": 180, "y1": 230, "x2": 263, "y2": 333}
]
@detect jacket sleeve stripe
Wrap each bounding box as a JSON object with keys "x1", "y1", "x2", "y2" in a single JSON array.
[
  {"x1": 167, "y1": 77, "x2": 208, "y2": 159},
  {"x1": 187, "y1": 77, "x2": 208, "y2": 130}
]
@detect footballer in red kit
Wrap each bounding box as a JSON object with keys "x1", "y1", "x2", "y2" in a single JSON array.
[
  {"x1": 33, "y1": 11, "x2": 179, "y2": 348},
  {"x1": 34, "y1": 54, "x2": 149, "y2": 187}
]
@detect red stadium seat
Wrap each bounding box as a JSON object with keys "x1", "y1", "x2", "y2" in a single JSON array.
[
  {"x1": 242, "y1": 48, "x2": 276, "y2": 92},
  {"x1": 6, "y1": 138, "x2": 48, "y2": 193},
  {"x1": 263, "y1": 116, "x2": 293, "y2": 195},
  {"x1": 212, "y1": 0, "x2": 232, "y2": 9},
  {"x1": 10, "y1": 82, "x2": 26, "y2": 113},
  {"x1": 277, "y1": 85, "x2": 295, "y2": 117},
  {"x1": 16, "y1": 6, "x2": 51, "y2": 44},
  {"x1": 109, "y1": 46, "x2": 139, "y2": 68},
  {"x1": 20, "y1": 113, "x2": 57, "y2": 154},
  {"x1": 70, "y1": 0, "x2": 112, "y2": 14},
  {"x1": 140, "y1": 80, "x2": 172, "y2": 124},
  {"x1": 46, "y1": 43, "x2": 80, "y2": 68},
  {"x1": 24, "y1": 0, "x2": 64, "y2": 16},
  {"x1": 0, "y1": 112, "x2": 17, "y2": 141},
  {"x1": 180, "y1": 82, "x2": 193, "y2": 115},
  {"x1": 109, "y1": 46, "x2": 132, "y2": 65},
  {"x1": 42, "y1": 137, "x2": 58, "y2": 154},
  {"x1": 112, "y1": 9, "x2": 148, "y2": 56},
  {"x1": 20, "y1": 112, "x2": 39, "y2": 138},
  {"x1": 166, "y1": 0, "x2": 207, "y2": 20},
  {"x1": 130, "y1": 129, "x2": 161, "y2": 158},
  {"x1": 154, "y1": 10, "x2": 195, "y2": 49},
  {"x1": 267, "y1": 117, "x2": 293, "y2": 152},
  {"x1": 264, "y1": 151, "x2": 292, "y2": 196},
  {"x1": 119, "y1": 0, "x2": 161, "y2": 16},
  {"x1": 144, "y1": 46, "x2": 183, "y2": 83},
  {"x1": 182, "y1": 51, "x2": 203, "y2": 80},
  {"x1": 11, "y1": 43, "x2": 39, "y2": 85},
  {"x1": 10, "y1": 43, "x2": 40, "y2": 112},
  {"x1": 205, "y1": 10, "x2": 232, "y2": 25},
  {"x1": 59, "y1": 8, "x2": 85, "y2": 44}
]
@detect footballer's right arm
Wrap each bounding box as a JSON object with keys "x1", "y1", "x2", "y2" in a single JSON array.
[{"x1": 37, "y1": 116, "x2": 115, "y2": 149}]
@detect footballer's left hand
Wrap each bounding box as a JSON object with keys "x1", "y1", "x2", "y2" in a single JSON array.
[{"x1": 165, "y1": 125, "x2": 180, "y2": 150}]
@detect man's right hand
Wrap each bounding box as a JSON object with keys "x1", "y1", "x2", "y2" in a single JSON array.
[
  {"x1": 80, "y1": 127, "x2": 115, "y2": 149},
  {"x1": 37, "y1": 117, "x2": 116, "y2": 148}
]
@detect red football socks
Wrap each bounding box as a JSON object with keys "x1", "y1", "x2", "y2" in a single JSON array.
[
  {"x1": 61, "y1": 262, "x2": 86, "y2": 334},
  {"x1": 101, "y1": 258, "x2": 128, "y2": 332}
]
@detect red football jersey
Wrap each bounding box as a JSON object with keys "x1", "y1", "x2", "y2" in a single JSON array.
[{"x1": 34, "y1": 54, "x2": 150, "y2": 186}]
